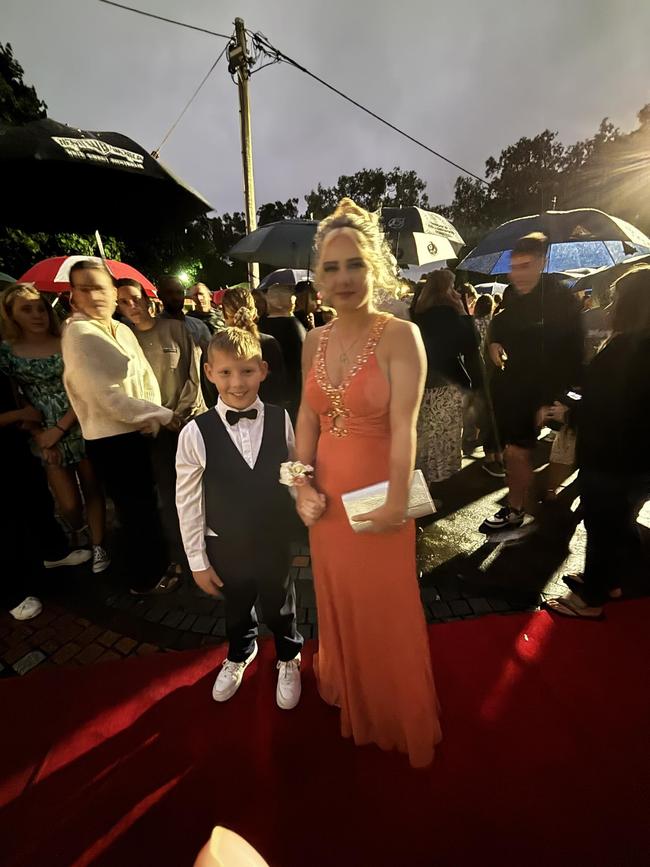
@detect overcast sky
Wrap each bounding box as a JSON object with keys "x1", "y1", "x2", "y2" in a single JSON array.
[{"x1": 4, "y1": 0, "x2": 650, "y2": 216}]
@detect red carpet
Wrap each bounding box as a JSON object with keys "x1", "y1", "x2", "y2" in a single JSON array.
[{"x1": 1, "y1": 602, "x2": 649, "y2": 867}]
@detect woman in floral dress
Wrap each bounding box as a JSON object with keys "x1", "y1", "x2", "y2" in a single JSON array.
[{"x1": 0, "y1": 283, "x2": 108, "y2": 573}]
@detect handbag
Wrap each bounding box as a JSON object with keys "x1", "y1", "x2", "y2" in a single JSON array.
[{"x1": 341, "y1": 469, "x2": 435, "y2": 533}]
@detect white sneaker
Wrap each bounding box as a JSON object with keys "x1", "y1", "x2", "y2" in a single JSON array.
[
  {"x1": 43, "y1": 548, "x2": 91, "y2": 569},
  {"x1": 92, "y1": 545, "x2": 111, "y2": 574},
  {"x1": 276, "y1": 654, "x2": 302, "y2": 710},
  {"x1": 9, "y1": 596, "x2": 43, "y2": 621},
  {"x1": 212, "y1": 642, "x2": 258, "y2": 703}
]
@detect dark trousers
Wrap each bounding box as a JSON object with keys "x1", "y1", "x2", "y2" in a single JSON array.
[
  {"x1": 580, "y1": 468, "x2": 650, "y2": 606},
  {"x1": 205, "y1": 536, "x2": 303, "y2": 663},
  {"x1": 85, "y1": 432, "x2": 169, "y2": 592},
  {"x1": 1, "y1": 451, "x2": 69, "y2": 610},
  {"x1": 150, "y1": 428, "x2": 188, "y2": 573}
]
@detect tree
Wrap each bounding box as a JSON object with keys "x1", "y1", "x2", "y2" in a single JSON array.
[
  {"x1": 257, "y1": 198, "x2": 299, "y2": 226},
  {"x1": 304, "y1": 167, "x2": 430, "y2": 219},
  {"x1": 0, "y1": 42, "x2": 47, "y2": 124},
  {"x1": 484, "y1": 130, "x2": 566, "y2": 220},
  {"x1": 0, "y1": 228, "x2": 127, "y2": 277},
  {"x1": 0, "y1": 43, "x2": 132, "y2": 276},
  {"x1": 443, "y1": 107, "x2": 650, "y2": 248}
]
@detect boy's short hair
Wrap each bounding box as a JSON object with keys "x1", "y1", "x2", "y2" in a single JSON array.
[
  {"x1": 208, "y1": 326, "x2": 262, "y2": 361},
  {"x1": 512, "y1": 232, "x2": 549, "y2": 259}
]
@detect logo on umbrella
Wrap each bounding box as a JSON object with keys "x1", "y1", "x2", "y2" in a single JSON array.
[
  {"x1": 387, "y1": 218, "x2": 406, "y2": 230},
  {"x1": 52, "y1": 137, "x2": 144, "y2": 170},
  {"x1": 570, "y1": 224, "x2": 594, "y2": 239}
]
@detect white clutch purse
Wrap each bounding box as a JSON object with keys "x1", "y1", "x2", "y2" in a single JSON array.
[{"x1": 341, "y1": 469, "x2": 435, "y2": 533}]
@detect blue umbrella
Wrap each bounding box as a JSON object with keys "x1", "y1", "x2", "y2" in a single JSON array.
[{"x1": 459, "y1": 208, "x2": 650, "y2": 275}]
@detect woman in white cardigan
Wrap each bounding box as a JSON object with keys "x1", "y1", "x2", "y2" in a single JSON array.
[{"x1": 62, "y1": 259, "x2": 180, "y2": 594}]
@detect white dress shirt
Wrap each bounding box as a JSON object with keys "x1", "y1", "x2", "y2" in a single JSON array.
[{"x1": 175, "y1": 396, "x2": 295, "y2": 572}]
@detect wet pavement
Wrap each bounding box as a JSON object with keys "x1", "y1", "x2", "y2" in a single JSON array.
[{"x1": 2, "y1": 436, "x2": 648, "y2": 676}]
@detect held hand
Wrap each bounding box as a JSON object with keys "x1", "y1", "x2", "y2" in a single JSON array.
[
  {"x1": 489, "y1": 342, "x2": 508, "y2": 369},
  {"x1": 192, "y1": 566, "x2": 224, "y2": 597},
  {"x1": 449, "y1": 289, "x2": 467, "y2": 315},
  {"x1": 19, "y1": 405, "x2": 42, "y2": 425},
  {"x1": 352, "y1": 504, "x2": 407, "y2": 534},
  {"x1": 34, "y1": 427, "x2": 63, "y2": 450},
  {"x1": 165, "y1": 413, "x2": 183, "y2": 433},
  {"x1": 296, "y1": 484, "x2": 327, "y2": 527},
  {"x1": 40, "y1": 446, "x2": 62, "y2": 466}
]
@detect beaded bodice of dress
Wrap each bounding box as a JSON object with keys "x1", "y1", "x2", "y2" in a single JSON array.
[{"x1": 309, "y1": 313, "x2": 391, "y2": 438}]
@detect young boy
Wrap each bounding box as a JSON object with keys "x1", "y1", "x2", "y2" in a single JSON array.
[{"x1": 175, "y1": 327, "x2": 304, "y2": 709}]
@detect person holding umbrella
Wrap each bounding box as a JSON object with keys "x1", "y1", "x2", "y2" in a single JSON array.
[
  {"x1": 62, "y1": 260, "x2": 181, "y2": 595},
  {"x1": 480, "y1": 233, "x2": 583, "y2": 533}
]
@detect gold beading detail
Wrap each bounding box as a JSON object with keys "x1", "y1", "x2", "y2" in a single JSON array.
[{"x1": 314, "y1": 314, "x2": 390, "y2": 437}]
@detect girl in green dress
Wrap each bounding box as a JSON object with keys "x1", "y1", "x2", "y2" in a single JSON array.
[{"x1": 0, "y1": 283, "x2": 108, "y2": 574}]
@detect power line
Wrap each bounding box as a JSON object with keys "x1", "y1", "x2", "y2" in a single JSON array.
[
  {"x1": 248, "y1": 31, "x2": 489, "y2": 187},
  {"x1": 152, "y1": 41, "x2": 231, "y2": 157},
  {"x1": 98, "y1": 1, "x2": 231, "y2": 40},
  {"x1": 97, "y1": 2, "x2": 487, "y2": 186}
]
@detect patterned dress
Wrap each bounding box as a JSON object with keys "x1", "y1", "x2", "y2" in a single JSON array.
[{"x1": 0, "y1": 343, "x2": 85, "y2": 466}]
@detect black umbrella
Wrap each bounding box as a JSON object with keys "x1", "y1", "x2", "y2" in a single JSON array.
[
  {"x1": 228, "y1": 220, "x2": 318, "y2": 270},
  {"x1": 0, "y1": 118, "x2": 212, "y2": 233},
  {"x1": 458, "y1": 208, "x2": 650, "y2": 275}
]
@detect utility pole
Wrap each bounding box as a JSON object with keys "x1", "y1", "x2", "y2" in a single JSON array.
[{"x1": 229, "y1": 18, "x2": 259, "y2": 288}]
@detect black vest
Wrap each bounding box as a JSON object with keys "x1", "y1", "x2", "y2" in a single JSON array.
[{"x1": 194, "y1": 403, "x2": 292, "y2": 546}]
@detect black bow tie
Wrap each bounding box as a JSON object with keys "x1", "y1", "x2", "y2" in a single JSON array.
[{"x1": 225, "y1": 408, "x2": 258, "y2": 426}]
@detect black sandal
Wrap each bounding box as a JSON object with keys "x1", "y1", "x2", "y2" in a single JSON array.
[
  {"x1": 543, "y1": 594, "x2": 605, "y2": 621},
  {"x1": 561, "y1": 573, "x2": 622, "y2": 600}
]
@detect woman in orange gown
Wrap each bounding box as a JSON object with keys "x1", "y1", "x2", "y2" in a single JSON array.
[{"x1": 295, "y1": 199, "x2": 441, "y2": 768}]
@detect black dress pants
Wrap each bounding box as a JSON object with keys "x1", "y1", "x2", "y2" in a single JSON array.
[
  {"x1": 205, "y1": 536, "x2": 303, "y2": 663},
  {"x1": 580, "y1": 468, "x2": 650, "y2": 606},
  {"x1": 85, "y1": 432, "x2": 169, "y2": 592},
  {"x1": 1, "y1": 451, "x2": 69, "y2": 610}
]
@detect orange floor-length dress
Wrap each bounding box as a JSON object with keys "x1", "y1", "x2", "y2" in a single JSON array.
[{"x1": 305, "y1": 314, "x2": 441, "y2": 767}]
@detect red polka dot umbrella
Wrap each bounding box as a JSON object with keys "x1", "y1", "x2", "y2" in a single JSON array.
[{"x1": 19, "y1": 256, "x2": 158, "y2": 297}]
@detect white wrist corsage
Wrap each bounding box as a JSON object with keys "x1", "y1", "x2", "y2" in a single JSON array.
[{"x1": 279, "y1": 461, "x2": 314, "y2": 488}]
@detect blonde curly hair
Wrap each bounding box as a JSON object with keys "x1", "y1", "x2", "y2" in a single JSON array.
[
  {"x1": 314, "y1": 198, "x2": 401, "y2": 303},
  {"x1": 0, "y1": 283, "x2": 61, "y2": 341},
  {"x1": 222, "y1": 287, "x2": 260, "y2": 340}
]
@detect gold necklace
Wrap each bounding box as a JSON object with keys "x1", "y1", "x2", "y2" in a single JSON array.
[{"x1": 335, "y1": 329, "x2": 366, "y2": 365}]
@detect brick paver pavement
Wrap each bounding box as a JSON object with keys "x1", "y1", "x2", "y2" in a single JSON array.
[{"x1": 2, "y1": 439, "x2": 648, "y2": 677}]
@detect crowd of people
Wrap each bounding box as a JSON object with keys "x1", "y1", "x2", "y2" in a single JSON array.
[{"x1": 1, "y1": 198, "x2": 648, "y2": 765}]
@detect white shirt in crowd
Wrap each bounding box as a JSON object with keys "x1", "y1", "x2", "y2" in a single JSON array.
[
  {"x1": 61, "y1": 314, "x2": 174, "y2": 440},
  {"x1": 175, "y1": 396, "x2": 295, "y2": 572}
]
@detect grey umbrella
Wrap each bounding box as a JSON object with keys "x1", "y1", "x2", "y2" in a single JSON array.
[{"x1": 228, "y1": 220, "x2": 318, "y2": 270}]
